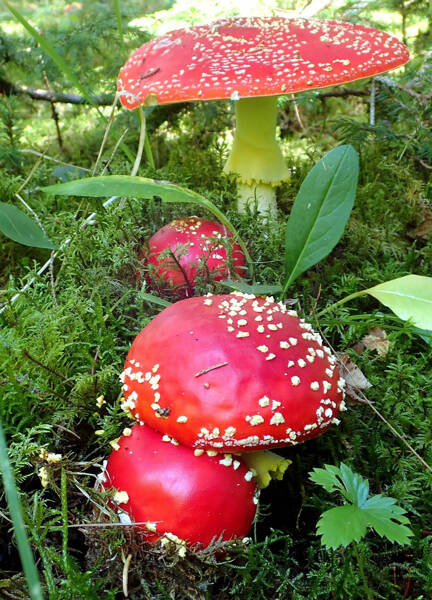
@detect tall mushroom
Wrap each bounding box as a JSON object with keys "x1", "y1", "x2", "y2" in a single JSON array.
[
  {"x1": 118, "y1": 16, "x2": 409, "y2": 217},
  {"x1": 120, "y1": 292, "x2": 346, "y2": 453}
]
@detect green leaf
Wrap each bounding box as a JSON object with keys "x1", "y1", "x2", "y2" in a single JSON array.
[
  {"x1": 42, "y1": 175, "x2": 252, "y2": 275},
  {"x1": 221, "y1": 279, "x2": 282, "y2": 296},
  {"x1": 339, "y1": 463, "x2": 369, "y2": 507},
  {"x1": 283, "y1": 145, "x2": 358, "y2": 294},
  {"x1": 365, "y1": 275, "x2": 432, "y2": 330},
  {"x1": 0, "y1": 202, "x2": 55, "y2": 249},
  {"x1": 0, "y1": 420, "x2": 45, "y2": 600},
  {"x1": 310, "y1": 463, "x2": 413, "y2": 549},
  {"x1": 317, "y1": 505, "x2": 368, "y2": 549},
  {"x1": 414, "y1": 327, "x2": 432, "y2": 346},
  {"x1": 138, "y1": 291, "x2": 172, "y2": 308},
  {"x1": 309, "y1": 465, "x2": 344, "y2": 494}
]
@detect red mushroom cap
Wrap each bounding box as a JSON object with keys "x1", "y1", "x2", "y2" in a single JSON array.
[
  {"x1": 102, "y1": 423, "x2": 257, "y2": 549},
  {"x1": 120, "y1": 293, "x2": 346, "y2": 452},
  {"x1": 118, "y1": 16, "x2": 409, "y2": 109},
  {"x1": 143, "y1": 216, "x2": 246, "y2": 297}
]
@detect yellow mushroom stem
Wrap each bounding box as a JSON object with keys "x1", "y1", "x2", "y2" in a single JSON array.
[
  {"x1": 223, "y1": 96, "x2": 290, "y2": 218},
  {"x1": 242, "y1": 449, "x2": 291, "y2": 489}
]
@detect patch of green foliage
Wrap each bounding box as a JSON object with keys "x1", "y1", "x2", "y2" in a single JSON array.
[{"x1": 1, "y1": 0, "x2": 432, "y2": 598}]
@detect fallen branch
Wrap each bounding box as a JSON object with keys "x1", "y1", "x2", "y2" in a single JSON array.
[{"x1": 0, "y1": 76, "x2": 114, "y2": 105}]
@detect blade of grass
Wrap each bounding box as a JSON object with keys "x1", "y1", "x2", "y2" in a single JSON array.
[
  {"x1": 112, "y1": 0, "x2": 125, "y2": 52},
  {"x1": 0, "y1": 420, "x2": 45, "y2": 600}
]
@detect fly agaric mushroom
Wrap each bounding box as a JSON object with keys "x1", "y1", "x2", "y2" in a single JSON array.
[
  {"x1": 143, "y1": 216, "x2": 246, "y2": 297},
  {"x1": 102, "y1": 423, "x2": 258, "y2": 550},
  {"x1": 120, "y1": 292, "x2": 346, "y2": 453},
  {"x1": 118, "y1": 17, "x2": 409, "y2": 217}
]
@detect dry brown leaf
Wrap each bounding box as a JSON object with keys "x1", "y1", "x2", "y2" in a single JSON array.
[
  {"x1": 361, "y1": 326, "x2": 390, "y2": 357},
  {"x1": 337, "y1": 353, "x2": 372, "y2": 405},
  {"x1": 409, "y1": 208, "x2": 432, "y2": 239}
]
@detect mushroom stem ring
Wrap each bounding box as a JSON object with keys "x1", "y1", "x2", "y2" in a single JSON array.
[{"x1": 224, "y1": 96, "x2": 290, "y2": 218}]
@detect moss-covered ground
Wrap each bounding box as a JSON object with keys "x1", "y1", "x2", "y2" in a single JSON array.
[{"x1": 0, "y1": 1, "x2": 431, "y2": 598}]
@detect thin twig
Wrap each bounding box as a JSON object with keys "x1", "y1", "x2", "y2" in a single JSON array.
[
  {"x1": 49, "y1": 250, "x2": 58, "y2": 306},
  {"x1": 43, "y1": 70, "x2": 64, "y2": 151},
  {"x1": 369, "y1": 78, "x2": 376, "y2": 127},
  {"x1": 19, "y1": 149, "x2": 91, "y2": 171},
  {"x1": 100, "y1": 127, "x2": 130, "y2": 176},
  {"x1": 22, "y1": 349, "x2": 67, "y2": 380},
  {"x1": 291, "y1": 93, "x2": 305, "y2": 129},
  {"x1": 0, "y1": 76, "x2": 114, "y2": 105},
  {"x1": 93, "y1": 93, "x2": 119, "y2": 176},
  {"x1": 195, "y1": 362, "x2": 229, "y2": 377}
]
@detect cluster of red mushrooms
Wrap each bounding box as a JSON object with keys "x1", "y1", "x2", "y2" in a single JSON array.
[{"x1": 99, "y1": 16, "x2": 409, "y2": 553}]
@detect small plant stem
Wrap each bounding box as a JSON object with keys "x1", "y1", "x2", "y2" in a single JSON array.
[
  {"x1": 61, "y1": 468, "x2": 70, "y2": 576},
  {"x1": 130, "y1": 105, "x2": 146, "y2": 177},
  {"x1": 316, "y1": 290, "x2": 367, "y2": 317},
  {"x1": 22, "y1": 350, "x2": 67, "y2": 381},
  {"x1": 93, "y1": 93, "x2": 119, "y2": 176},
  {"x1": 352, "y1": 542, "x2": 373, "y2": 600}
]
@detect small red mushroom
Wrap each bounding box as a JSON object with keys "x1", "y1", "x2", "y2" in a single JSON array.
[
  {"x1": 143, "y1": 216, "x2": 246, "y2": 297},
  {"x1": 118, "y1": 17, "x2": 409, "y2": 217},
  {"x1": 101, "y1": 423, "x2": 258, "y2": 550},
  {"x1": 120, "y1": 292, "x2": 346, "y2": 453}
]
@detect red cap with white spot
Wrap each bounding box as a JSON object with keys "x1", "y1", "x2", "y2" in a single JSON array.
[
  {"x1": 103, "y1": 423, "x2": 257, "y2": 548},
  {"x1": 117, "y1": 16, "x2": 409, "y2": 109},
  {"x1": 143, "y1": 216, "x2": 246, "y2": 297},
  {"x1": 120, "y1": 292, "x2": 346, "y2": 452}
]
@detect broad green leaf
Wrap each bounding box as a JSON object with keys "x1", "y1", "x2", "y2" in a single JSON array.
[
  {"x1": 0, "y1": 420, "x2": 45, "y2": 600},
  {"x1": 43, "y1": 175, "x2": 210, "y2": 204},
  {"x1": 0, "y1": 202, "x2": 55, "y2": 250},
  {"x1": 317, "y1": 505, "x2": 368, "y2": 549},
  {"x1": 42, "y1": 175, "x2": 252, "y2": 274},
  {"x1": 283, "y1": 145, "x2": 358, "y2": 294},
  {"x1": 221, "y1": 279, "x2": 282, "y2": 296},
  {"x1": 365, "y1": 275, "x2": 432, "y2": 330}
]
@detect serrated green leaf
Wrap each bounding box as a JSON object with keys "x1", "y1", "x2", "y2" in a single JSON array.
[
  {"x1": 365, "y1": 275, "x2": 432, "y2": 330},
  {"x1": 339, "y1": 463, "x2": 369, "y2": 507},
  {"x1": 317, "y1": 505, "x2": 368, "y2": 549},
  {"x1": 362, "y1": 496, "x2": 413, "y2": 545},
  {"x1": 310, "y1": 463, "x2": 413, "y2": 549},
  {"x1": 309, "y1": 466, "x2": 343, "y2": 494},
  {"x1": 0, "y1": 202, "x2": 55, "y2": 250},
  {"x1": 283, "y1": 145, "x2": 358, "y2": 293}
]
